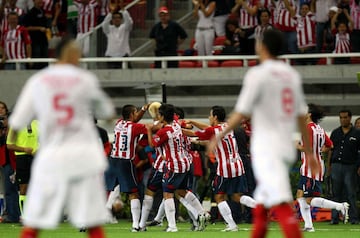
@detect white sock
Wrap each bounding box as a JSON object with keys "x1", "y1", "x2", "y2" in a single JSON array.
[
  {"x1": 311, "y1": 197, "x2": 342, "y2": 210},
  {"x1": 239, "y1": 195, "x2": 257, "y2": 208},
  {"x1": 154, "y1": 199, "x2": 165, "y2": 222},
  {"x1": 297, "y1": 198, "x2": 313, "y2": 228},
  {"x1": 106, "y1": 185, "x2": 120, "y2": 209},
  {"x1": 131, "y1": 198, "x2": 141, "y2": 228},
  {"x1": 218, "y1": 201, "x2": 237, "y2": 228},
  {"x1": 164, "y1": 198, "x2": 177, "y2": 229},
  {"x1": 139, "y1": 195, "x2": 154, "y2": 228},
  {"x1": 184, "y1": 191, "x2": 204, "y2": 218},
  {"x1": 179, "y1": 197, "x2": 197, "y2": 225}
]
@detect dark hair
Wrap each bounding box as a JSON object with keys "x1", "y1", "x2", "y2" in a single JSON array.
[
  {"x1": 7, "y1": 11, "x2": 18, "y2": 18},
  {"x1": 55, "y1": 36, "x2": 76, "y2": 59},
  {"x1": 257, "y1": 8, "x2": 271, "y2": 23},
  {"x1": 307, "y1": 103, "x2": 325, "y2": 124},
  {"x1": 174, "y1": 106, "x2": 185, "y2": 119},
  {"x1": 159, "y1": 104, "x2": 175, "y2": 123},
  {"x1": 0, "y1": 101, "x2": 9, "y2": 116},
  {"x1": 112, "y1": 11, "x2": 123, "y2": 18},
  {"x1": 261, "y1": 29, "x2": 284, "y2": 57},
  {"x1": 211, "y1": 105, "x2": 226, "y2": 122},
  {"x1": 122, "y1": 104, "x2": 136, "y2": 120},
  {"x1": 339, "y1": 109, "x2": 352, "y2": 117},
  {"x1": 225, "y1": 18, "x2": 239, "y2": 41}
]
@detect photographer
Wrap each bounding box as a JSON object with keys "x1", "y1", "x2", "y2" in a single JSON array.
[{"x1": 0, "y1": 101, "x2": 20, "y2": 223}]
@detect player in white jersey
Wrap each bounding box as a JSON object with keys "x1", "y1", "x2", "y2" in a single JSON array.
[
  {"x1": 296, "y1": 103, "x2": 349, "y2": 232},
  {"x1": 208, "y1": 29, "x2": 319, "y2": 238},
  {"x1": 8, "y1": 37, "x2": 115, "y2": 238}
]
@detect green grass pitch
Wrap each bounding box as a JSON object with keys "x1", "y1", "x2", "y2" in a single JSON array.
[{"x1": 1, "y1": 220, "x2": 359, "y2": 238}]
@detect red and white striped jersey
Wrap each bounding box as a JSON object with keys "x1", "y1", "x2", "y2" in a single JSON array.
[
  {"x1": 350, "y1": 0, "x2": 360, "y2": 30},
  {"x1": 100, "y1": 0, "x2": 110, "y2": 16},
  {"x1": 333, "y1": 30, "x2": 351, "y2": 53},
  {"x1": 111, "y1": 119, "x2": 147, "y2": 160},
  {"x1": 1, "y1": 7, "x2": 24, "y2": 35},
  {"x1": 151, "y1": 124, "x2": 190, "y2": 173},
  {"x1": 1, "y1": 25, "x2": 31, "y2": 59},
  {"x1": 153, "y1": 146, "x2": 165, "y2": 172},
  {"x1": 74, "y1": 0, "x2": 99, "y2": 33},
  {"x1": 238, "y1": 0, "x2": 258, "y2": 29},
  {"x1": 295, "y1": 12, "x2": 316, "y2": 48},
  {"x1": 254, "y1": 23, "x2": 273, "y2": 40},
  {"x1": 275, "y1": 0, "x2": 297, "y2": 31},
  {"x1": 300, "y1": 122, "x2": 333, "y2": 181},
  {"x1": 195, "y1": 123, "x2": 245, "y2": 178}
]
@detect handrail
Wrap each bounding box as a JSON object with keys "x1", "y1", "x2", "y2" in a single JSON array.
[{"x1": 6, "y1": 53, "x2": 360, "y2": 70}]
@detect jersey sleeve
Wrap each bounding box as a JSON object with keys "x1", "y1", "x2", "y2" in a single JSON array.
[
  {"x1": 195, "y1": 127, "x2": 214, "y2": 140},
  {"x1": 152, "y1": 128, "x2": 169, "y2": 147},
  {"x1": 324, "y1": 133, "x2": 333, "y2": 148},
  {"x1": 134, "y1": 123, "x2": 147, "y2": 136}
]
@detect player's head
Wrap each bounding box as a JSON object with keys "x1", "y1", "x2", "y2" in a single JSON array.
[
  {"x1": 210, "y1": 106, "x2": 226, "y2": 125},
  {"x1": 174, "y1": 106, "x2": 185, "y2": 119},
  {"x1": 55, "y1": 36, "x2": 81, "y2": 65},
  {"x1": 122, "y1": 104, "x2": 137, "y2": 120},
  {"x1": 256, "y1": 29, "x2": 284, "y2": 59},
  {"x1": 307, "y1": 103, "x2": 325, "y2": 124},
  {"x1": 158, "y1": 103, "x2": 175, "y2": 124},
  {"x1": 339, "y1": 109, "x2": 352, "y2": 128}
]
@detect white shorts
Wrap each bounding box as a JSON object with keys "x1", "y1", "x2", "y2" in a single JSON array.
[
  {"x1": 22, "y1": 171, "x2": 109, "y2": 229},
  {"x1": 252, "y1": 155, "x2": 294, "y2": 208}
]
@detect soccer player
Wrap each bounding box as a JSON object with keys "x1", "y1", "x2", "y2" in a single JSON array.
[
  {"x1": 207, "y1": 29, "x2": 319, "y2": 238},
  {"x1": 296, "y1": 103, "x2": 349, "y2": 232},
  {"x1": 183, "y1": 105, "x2": 257, "y2": 232},
  {"x1": 8, "y1": 37, "x2": 115, "y2": 238}
]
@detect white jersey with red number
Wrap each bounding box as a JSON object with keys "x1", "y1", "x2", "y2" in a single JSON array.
[
  {"x1": 351, "y1": 0, "x2": 360, "y2": 30},
  {"x1": 196, "y1": 123, "x2": 245, "y2": 178},
  {"x1": 9, "y1": 64, "x2": 115, "y2": 178},
  {"x1": 151, "y1": 124, "x2": 190, "y2": 173},
  {"x1": 300, "y1": 122, "x2": 332, "y2": 181},
  {"x1": 2, "y1": 25, "x2": 31, "y2": 59},
  {"x1": 295, "y1": 12, "x2": 316, "y2": 48},
  {"x1": 275, "y1": 0, "x2": 297, "y2": 31},
  {"x1": 333, "y1": 31, "x2": 351, "y2": 53},
  {"x1": 1, "y1": 7, "x2": 24, "y2": 34},
  {"x1": 74, "y1": 0, "x2": 99, "y2": 33},
  {"x1": 111, "y1": 119, "x2": 147, "y2": 160},
  {"x1": 238, "y1": 0, "x2": 258, "y2": 29}
]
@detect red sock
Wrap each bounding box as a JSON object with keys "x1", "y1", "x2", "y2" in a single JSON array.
[
  {"x1": 273, "y1": 203, "x2": 303, "y2": 238},
  {"x1": 88, "y1": 226, "x2": 105, "y2": 238},
  {"x1": 20, "y1": 227, "x2": 38, "y2": 238},
  {"x1": 251, "y1": 204, "x2": 268, "y2": 238}
]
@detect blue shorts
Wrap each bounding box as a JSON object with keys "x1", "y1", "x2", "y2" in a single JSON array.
[
  {"x1": 104, "y1": 158, "x2": 139, "y2": 193},
  {"x1": 297, "y1": 175, "x2": 322, "y2": 197},
  {"x1": 212, "y1": 175, "x2": 248, "y2": 195},
  {"x1": 162, "y1": 169, "x2": 189, "y2": 193},
  {"x1": 147, "y1": 168, "x2": 163, "y2": 192}
]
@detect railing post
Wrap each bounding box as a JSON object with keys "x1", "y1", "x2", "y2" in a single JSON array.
[{"x1": 89, "y1": 28, "x2": 98, "y2": 69}]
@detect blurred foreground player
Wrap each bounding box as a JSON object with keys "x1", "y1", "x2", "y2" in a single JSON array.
[
  {"x1": 207, "y1": 29, "x2": 319, "y2": 238},
  {"x1": 8, "y1": 37, "x2": 115, "y2": 238}
]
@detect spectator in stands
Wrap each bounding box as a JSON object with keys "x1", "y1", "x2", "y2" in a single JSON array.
[
  {"x1": 74, "y1": 0, "x2": 100, "y2": 57},
  {"x1": 254, "y1": 8, "x2": 272, "y2": 42},
  {"x1": 294, "y1": 3, "x2": 316, "y2": 65},
  {"x1": 0, "y1": 0, "x2": 25, "y2": 34},
  {"x1": 193, "y1": 0, "x2": 216, "y2": 56},
  {"x1": 102, "y1": 0, "x2": 133, "y2": 69},
  {"x1": 350, "y1": 0, "x2": 360, "y2": 52},
  {"x1": 323, "y1": 6, "x2": 338, "y2": 53},
  {"x1": 0, "y1": 11, "x2": 31, "y2": 70},
  {"x1": 274, "y1": 0, "x2": 298, "y2": 54},
  {"x1": 231, "y1": 0, "x2": 258, "y2": 55},
  {"x1": 337, "y1": 0, "x2": 351, "y2": 24},
  {"x1": 313, "y1": 0, "x2": 337, "y2": 53},
  {"x1": 221, "y1": 18, "x2": 242, "y2": 54},
  {"x1": 23, "y1": 0, "x2": 48, "y2": 69},
  {"x1": 331, "y1": 7, "x2": 353, "y2": 64},
  {"x1": 149, "y1": 6, "x2": 187, "y2": 68},
  {"x1": 66, "y1": 0, "x2": 78, "y2": 37},
  {"x1": 213, "y1": 0, "x2": 234, "y2": 37},
  {"x1": 258, "y1": 0, "x2": 275, "y2": 24}
]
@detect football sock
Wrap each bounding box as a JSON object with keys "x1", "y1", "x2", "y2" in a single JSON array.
[
  {"x1": 20, "y1": 227, "x2": 38, "y2": 238},
  {"x1": 164, "y1": 198, "x2": 176, "y2": 229},
  {"x1": 130, "y1": 198, "x2": 141, "y2": 229},
  {"x1": 217, "y1": 201, "x2": 237, "y2": 228},
  {"x1": 154, "y1": 199, "x2": 165, "y2": 222},
  {"x1": 105, "y1": 185, "x2": 120, "y2": 210},
  {"x1": 273, "y1": 203, "x2": 302, "y2": 238},
  {"x1": 184, "y1": 191, "x2": 204, "y2": 216},
  {"x1": 139, "y1": 195, "x2": 154, "y2": 228},
  {"x1": 88, "y1": 226, "x2": 105, "y2": 238},
  {"x1": 251, "y1": 204, "x2": 268, "y2": 238},
  {"x1": 297, "y1": 198, "x2": 313, "y2": 228},
  {"x1": 240, "y1": 195, "x2": 257, "y2": 208},
  {"x1": 311, "y1": 197, "x2": 340, "y2": 210},
  {"x1": 179, "y1": 197, "x2": 197, "y2": 224},
  {"x1": 19, "y1": 195, "x2": 26, "y2": 215}
]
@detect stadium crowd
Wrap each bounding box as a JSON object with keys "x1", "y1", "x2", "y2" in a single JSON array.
[{"x1": 0, "y1": 0, "x2": 359, "y2": 69}]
